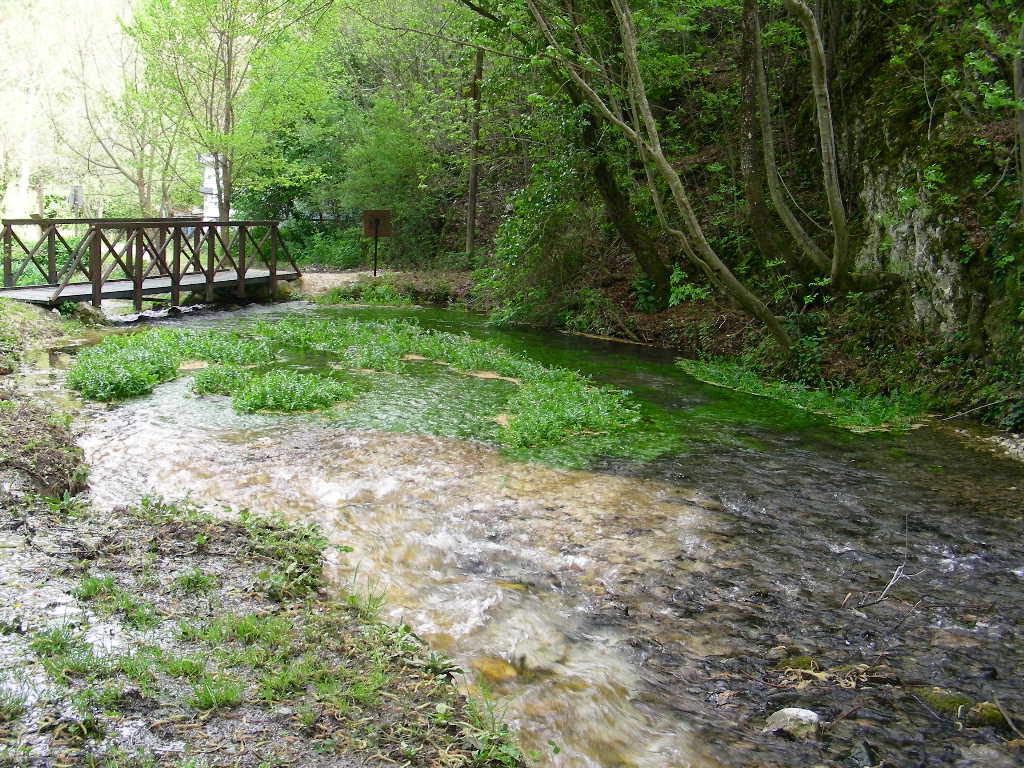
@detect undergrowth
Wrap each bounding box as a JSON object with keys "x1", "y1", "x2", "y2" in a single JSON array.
[{"x1": 316, "y1": 276, "x2": 413, "y2": 306}]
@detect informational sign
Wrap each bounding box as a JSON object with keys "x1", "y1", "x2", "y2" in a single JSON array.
[
  {"x1": 362, "y1": 210, "x2": 392, "y2": 238},
  {"x1": 362, "y1": 210, "x2": 392, "y2": 276}
]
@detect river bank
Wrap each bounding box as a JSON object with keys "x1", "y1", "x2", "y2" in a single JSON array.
[
  {"x1": 304, "y1": 269, "x2": 1022, "y2": 437},
  {"x1": 0, "y1": 300, "x2": 522, "y2": 767},
  {"x1": 4, "y1": 297, "x2": 1023, "y2": 767}
]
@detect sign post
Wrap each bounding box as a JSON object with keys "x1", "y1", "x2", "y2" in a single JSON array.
[{"x1": 362, "y1": 210, "x2": 392, "y2": 277}]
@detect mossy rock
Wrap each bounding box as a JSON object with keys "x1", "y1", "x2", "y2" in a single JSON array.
[
  {"x1": 912, "y1": 686, "x2": 974, "y2": 717},
  {"x1": 777, "y1": 655, "x2": 816, "y2": 671},
  {"x1": 967, "y1": 701, "x2": 1012, "y2": 731}
]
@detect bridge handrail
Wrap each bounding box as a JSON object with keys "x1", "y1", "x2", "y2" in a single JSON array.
[{"x1": 2, "y1": 219, "x2": 298, "y2": 309}]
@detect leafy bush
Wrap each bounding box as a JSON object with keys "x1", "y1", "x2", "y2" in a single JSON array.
[
  {"x1": 231, "y1": 370, "x2": 356, "y2": 412},
  {"x1": 316, "y1": 276, "x2": 412, "y2": 306},
  {"x1": 294, "y1": 228, "x2": 365, "y2": 269}
]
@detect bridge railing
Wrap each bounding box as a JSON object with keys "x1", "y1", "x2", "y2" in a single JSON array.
[{"x1": 1, "y1": 218, "x2": 299, "y2": 309}]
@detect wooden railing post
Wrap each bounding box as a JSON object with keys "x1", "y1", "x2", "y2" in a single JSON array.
[
  {"x1": 236, "y1": 225, "x2": 247, "y2": 299},
  {"x1": 157, "y1": 226, "x2": 167, "y2": 275},
  {"x1": 133, "y1": 227, "x2": 144, "y2": 311},
  {"x1": 269, "y1": 224, "x2": 278, "y2": 298},
  {"x1": 171, "y1": 226, "x2": 182, "y2": 306},
  {"x1": 89, "y1": 225, "x2": 102, "y2": 308},
  {"x1": 47, "y1": 224, "x2": 57, "y2": 283},
  {"x1": 205, "y1": 224, "x2": 216, "y2": 301},
  {"x1": 2, "y1": 225, "x2": 12, "y2": 287}
]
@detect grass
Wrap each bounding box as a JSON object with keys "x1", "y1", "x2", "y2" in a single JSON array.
[
  {"x1": 9, "y1": 495, "x2": 522, "y2": 766},
  {"x1": 172, "y1": 568, "x2": 218, "y2": 594},
  {"x1": 677, "y1": 357, "x2": 926, "y2": 431},
  {"x1": 188, "y1": 674, "x2": 245, "y2": 711},
  {"x1": 72, "y1": 574, "x2": 160, "y2": 630},
  {"x1": 0, "y1": 687, "x2": 26, "y2": 724}
]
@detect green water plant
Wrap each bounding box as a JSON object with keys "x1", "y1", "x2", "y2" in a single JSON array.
[
  {"x1": 67, "y1": 317, "x2": 639, "y2": 449},
  {"x1": 231, "y1": 370, "x2": 356, "y2": 412},
  {"x1": 66, "y1": 329, "x2": 273, "y2": 401},
  {"x1": 190, "y1": 363, "x2": 254, "y2": 396},
  {"x1": 677, "y1": 358, "x2": 925, "y2": 431}
]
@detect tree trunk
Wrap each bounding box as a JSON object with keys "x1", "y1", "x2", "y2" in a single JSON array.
[
  {"x1": 1014, "y1": 20, "x2": 1023, "y2": 219},
  {"x1": 218, "y1": 157, "x2": 232, "y2": 221},
  {"x1": 740, "y1": 0, "x2": 814, "y2": 281},
  {"x1": 751, "y1": 1, "x2": 829, "y2": 273},
  {"x1": 783, "y1": 0, "x2": 849, "y2": 289},
  {"x1": 466, "y1": 48, "x2": 484, "y2": 255},
  {"x1": 568, "y1": 85, "x2": 670, "y2": 309}
]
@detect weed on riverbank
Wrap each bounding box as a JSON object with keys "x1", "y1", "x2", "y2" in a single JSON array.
[{"x1": 0, "y1": 494, "x2": 522, "y2": 767}]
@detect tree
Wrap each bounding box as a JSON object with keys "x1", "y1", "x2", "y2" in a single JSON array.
[
  {"x1": 55, "y1": 41, "x2": 186, "y2": 216},
  {"x1": 127, "y1": 0, "x2": 331, "y2": 219},
  {"x1": 522, "y1": 0, "x2": 793, "y2": 348}
]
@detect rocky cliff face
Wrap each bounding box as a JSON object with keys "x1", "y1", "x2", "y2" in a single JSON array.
[{"x1": 837, "y1": 1, "x2": 1022, "y2": 363}]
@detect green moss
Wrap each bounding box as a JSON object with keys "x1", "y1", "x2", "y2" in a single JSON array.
[
  {"x1": 967, "y1": 701, "x2": 1013, "y2": 730},
  {"x1": 913, "y1": 686, "x2": 975, "y2": 717},
  {"x1": 677, "y1": 357, "x2": 925, "y2": 431}
]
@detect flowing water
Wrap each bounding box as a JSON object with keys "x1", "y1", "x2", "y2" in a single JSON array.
[{"x1": 19, "y1": 303, "x2": 1024, "y2": 767}]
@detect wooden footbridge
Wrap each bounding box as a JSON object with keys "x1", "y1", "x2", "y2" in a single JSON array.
[{"x1": 0, "y1": 218, "x2": 300, "y2": 309}]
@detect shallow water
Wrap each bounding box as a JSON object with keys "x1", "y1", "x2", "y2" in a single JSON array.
[{"x1": 24, "y1": 302, "x2": 1024, "y2": 767}]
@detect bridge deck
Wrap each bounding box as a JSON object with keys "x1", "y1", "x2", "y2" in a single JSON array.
[{"x1": 0, "y1": 269, "x2": 300, "y2": 305}]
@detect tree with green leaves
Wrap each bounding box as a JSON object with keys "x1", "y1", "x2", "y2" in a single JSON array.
[{"x1": 126, "y1": 0, "x2": 331, "y2": 219}]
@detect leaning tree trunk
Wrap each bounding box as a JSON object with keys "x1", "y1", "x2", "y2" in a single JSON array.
[
  {"x1": 740, "y1": 0, "x2": 816, "y2": 281},
  {"x1": 783, "y1": 0, "x2": 849, "y2": 289},
  {"x1": 1014, "y1": 20, "x2": 1023, "y2": 220},
  {"x1": 567, "y1": 85, "x2": 671, "y2": 309}
]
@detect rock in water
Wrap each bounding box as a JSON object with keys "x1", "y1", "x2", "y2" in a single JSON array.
[
  {"x1": 72, "y1": 302, "x2": 109, "y2": 326},
  {"x1": 469, "y1": 656, "x2": 518, "y2": 684},
  {"x1": 762, "y1": 707, "x2": 821, "y2": 740}
]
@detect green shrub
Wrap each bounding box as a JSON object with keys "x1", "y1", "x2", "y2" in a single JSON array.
[
  {"x1": 295, "y1": 229, "x2": 365, "y2": 269},
  {"x1": 231, "y1": 370, "x2": 356, "y2": 412}
]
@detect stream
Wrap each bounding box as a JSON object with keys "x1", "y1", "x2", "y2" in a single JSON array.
[{"x1": 18, "y1": 302, "x2": 1024, "y2": 768}]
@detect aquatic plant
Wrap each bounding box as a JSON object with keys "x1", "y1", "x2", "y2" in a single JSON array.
[
  {"x1": 677, "y1": 358, "x2": 925, "y2": 431},
  {"x1": 67, "y1": 317, "x2": 640, "y2": 448},
  {"x1": 66, "y1": 329, "x2": 272, "y2": 401},
  {"x1": 190, "y1": 363, "x2": 254, "y2": 396},
  {"x1": 231, "y1": 370, "x2": 356, "y2": 412}
]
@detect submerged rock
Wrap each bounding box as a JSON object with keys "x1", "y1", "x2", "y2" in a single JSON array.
[
  {"x1": 762, "y1": 707, "x2": 821, "y2": 740},
  {"x1": 470, "y1": 656, "x2": 518, "y2": 684}
]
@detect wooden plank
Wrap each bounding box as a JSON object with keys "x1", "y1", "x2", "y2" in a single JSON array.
[{"x1": 90, "y1": 227, "x2": 102, "y2": 308}]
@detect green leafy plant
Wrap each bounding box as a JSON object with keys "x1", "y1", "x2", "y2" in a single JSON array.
[{"x1": 231, "y1": 370, "x2": 356, "y2": 412}]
